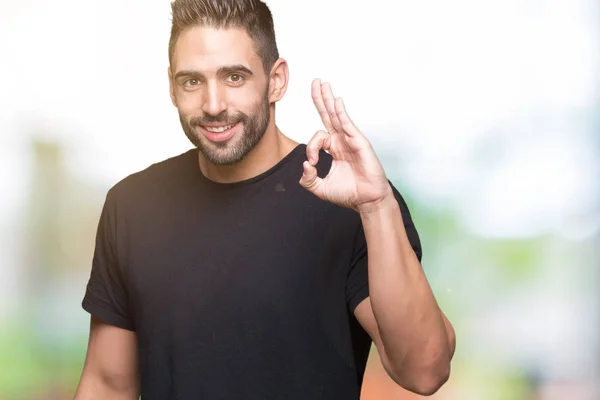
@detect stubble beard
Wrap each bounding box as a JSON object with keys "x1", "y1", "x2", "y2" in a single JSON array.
[{"x1": 180, "y1": 88, "x2": 271, "y2": 166}]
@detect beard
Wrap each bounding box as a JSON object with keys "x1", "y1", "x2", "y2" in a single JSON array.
[{"x1": 179, "y1": 87, "x2": 271, "y2": 166}]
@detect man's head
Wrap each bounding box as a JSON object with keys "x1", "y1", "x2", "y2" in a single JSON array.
[{"x1": 168, "y1": 0, "x2": 288, "y2": 165}]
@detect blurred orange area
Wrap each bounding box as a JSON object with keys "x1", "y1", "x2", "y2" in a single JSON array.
[{"x1": 360, "y1": 352, "x2": 452, "y2": 400}]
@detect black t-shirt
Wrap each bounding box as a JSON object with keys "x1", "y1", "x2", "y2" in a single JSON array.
[{"x1": 82, "y1": 144, "x2": 422, "y2": 399}]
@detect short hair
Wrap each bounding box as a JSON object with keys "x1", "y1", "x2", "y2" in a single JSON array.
[{"x1": 168, "y1": 0, "x2": 280, "y2": 73}]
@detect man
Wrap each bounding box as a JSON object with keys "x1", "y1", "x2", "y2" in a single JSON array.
[{"x1": 74, "y1": 0, "x2": 456, "y2": 399}]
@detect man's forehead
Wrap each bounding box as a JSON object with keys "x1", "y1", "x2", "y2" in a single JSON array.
[{"x1": 172, "y1": 25, "x2": 259, "y2": 72}]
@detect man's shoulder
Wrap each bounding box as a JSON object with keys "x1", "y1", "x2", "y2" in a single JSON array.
[{"x1": 106, "y1": 148, "x2": 196, "y2": 202}]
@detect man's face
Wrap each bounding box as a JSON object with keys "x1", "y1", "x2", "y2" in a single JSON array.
[{"x1": 169, "y1": 26, "x2": 271, "y2": 165}]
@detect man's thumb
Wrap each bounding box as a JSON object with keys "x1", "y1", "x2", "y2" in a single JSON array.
[{"x1": 299, "y1": 160, "x2": 322, "y2": 192}]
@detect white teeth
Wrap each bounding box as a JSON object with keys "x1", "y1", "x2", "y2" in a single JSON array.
[{"x1": 204, "y1": 125, "x2": 233, "y2": 133}]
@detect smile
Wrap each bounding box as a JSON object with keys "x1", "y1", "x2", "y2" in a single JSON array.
[
  {"x1": 202, "y1": 125, "x2": 234, "y2": 133},
  {"x1": 197, "y1": 122, "x2": 241, "y2": 143}
]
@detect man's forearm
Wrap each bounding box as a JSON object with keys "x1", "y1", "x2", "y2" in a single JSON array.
[{"x1": 359, "y1": 194, "x2": 453, "y2": 389}]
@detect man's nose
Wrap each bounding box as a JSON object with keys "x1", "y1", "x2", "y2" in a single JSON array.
[{"x1": 201, "y1": 82, "x2": 227, "y2": 117}]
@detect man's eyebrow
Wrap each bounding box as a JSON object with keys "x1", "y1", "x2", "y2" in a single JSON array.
[
  {"x1": 173, "y1": 65, "x2": 254, "y2": 80},
  {"x1": 173, "y1": 70, "x2": 203, "y2": 80},
  {"x1": 218, "y1": 64, "x2": 254, "y2": 76}
]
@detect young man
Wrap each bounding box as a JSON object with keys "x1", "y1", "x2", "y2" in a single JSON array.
[{"x1": 74, "y1": 1, "x2": 456, "y2": 399}]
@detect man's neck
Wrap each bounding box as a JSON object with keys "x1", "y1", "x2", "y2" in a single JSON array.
[{"x1": 197, "y1": 125, "x2": 300, "y2": 184}]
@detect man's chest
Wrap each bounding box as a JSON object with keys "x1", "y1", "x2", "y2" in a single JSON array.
[{"x1": 121, "y1": 202, "x2": 354, "y2": 333}]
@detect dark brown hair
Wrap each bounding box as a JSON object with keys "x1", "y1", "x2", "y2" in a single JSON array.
[{"x1": 168, "y1": 0, "x2": 279, "y2": 73}]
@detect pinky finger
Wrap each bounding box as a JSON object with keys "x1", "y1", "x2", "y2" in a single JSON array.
[{"x1": 335, "y1": 97, "x2": 362, "y2": 137}]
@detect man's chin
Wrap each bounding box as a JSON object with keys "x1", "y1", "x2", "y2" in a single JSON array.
[
  {"x1": 199, "y1": 149, "x2": 246, "y2": 166},
  {"x1": 196, "y1": 137, "x2": 249, "y2": 166}
]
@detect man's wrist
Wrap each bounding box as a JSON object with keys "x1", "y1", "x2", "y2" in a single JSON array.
[{"x1": 356, "y1": 190, "x2": 397, "y2": 217}]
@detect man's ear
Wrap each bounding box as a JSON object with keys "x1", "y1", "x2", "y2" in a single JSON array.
[
  {"x1": 268, "y1": 58, "x2": 289, "y2": 103},
  {"x1": 168, "y1": 66, "x2": 177, "y2": 107}
]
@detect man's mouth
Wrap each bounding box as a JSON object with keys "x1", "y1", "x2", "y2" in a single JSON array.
[
  {"x1": 202, "y1": 124, "x2": 235, "y2": 133},
  {"x1": 195, "y1": 121, "x2": 241, "y2": 143}
]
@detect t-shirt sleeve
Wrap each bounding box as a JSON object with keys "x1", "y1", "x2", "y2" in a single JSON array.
[
  {"x1": 82, "y1": 190, "x2": 135, "y2": 331},
  {"x1": 346, "y1": 181, "x2": 423, "y2": 313}
]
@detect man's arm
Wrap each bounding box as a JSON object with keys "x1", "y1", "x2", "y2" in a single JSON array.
[
  {"x1": 354, "y1": 195, "x2": 455, "y2": 396},
  {"x1": 300, "y1": 80, "x2": 454, "y2": 395},
  {"x1": 74, "y1": 316, "x2": 139, "y2": 400}
]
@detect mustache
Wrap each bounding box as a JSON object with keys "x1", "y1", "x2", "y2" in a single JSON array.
[{"x1": 189, "y1": 112, "x2": 245, "y2": 127}]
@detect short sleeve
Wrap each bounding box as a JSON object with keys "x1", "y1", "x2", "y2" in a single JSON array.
[
  {"x1": 82, "y1": 190, "x2": 135, "y2": 331},
  {"x1": 346, "y1": 181, "x2": 423, "y2": 312}
]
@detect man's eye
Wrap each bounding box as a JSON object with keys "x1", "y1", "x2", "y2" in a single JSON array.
[
  {"x1": 184, "y1": 79, "x2": 200, "y2": 87},
  {"x1": 227, "y1": 74, "x2": 244, "y2": 83}
]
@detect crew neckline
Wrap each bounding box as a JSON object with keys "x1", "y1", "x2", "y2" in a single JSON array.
[{"x1": 189, "y1": 143, "x2": 307, "y2": 189}]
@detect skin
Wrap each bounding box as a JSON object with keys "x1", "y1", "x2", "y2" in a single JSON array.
[
  {"x1": 73, "y1": 317, "x2": 139, "y2": 399},
  {"x1": 74, "y1": 24, "x2": 456, "y2": 399}
]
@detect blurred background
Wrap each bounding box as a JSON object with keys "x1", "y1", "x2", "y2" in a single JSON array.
[{"x1": 1, "y1": 0, "x2": 598, "y2": 399}]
